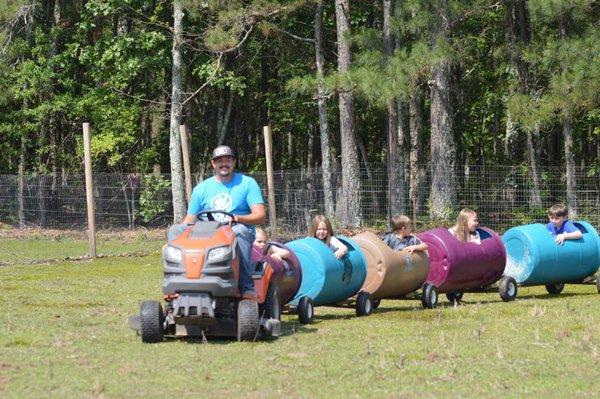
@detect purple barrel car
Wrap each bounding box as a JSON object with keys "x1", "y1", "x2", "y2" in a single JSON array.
[
  {"x1": 251, "y1": 241, "x2": 302, "y2": 318},
  {"x1": 418, "y1": 227, "x2": 517, "y2": 307}
]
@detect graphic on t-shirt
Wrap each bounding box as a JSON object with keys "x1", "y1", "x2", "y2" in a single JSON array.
[{"x1": 210, "y1": 193, "x2": 232, "y2": 222}]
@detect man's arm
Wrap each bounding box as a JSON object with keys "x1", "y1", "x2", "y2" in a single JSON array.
[
  {"x1": 182, "y1": 214, "x2": 197, "y2": 225},
  {"x1": 235, "y1": 204, "x2": 266, "y2": 225}
]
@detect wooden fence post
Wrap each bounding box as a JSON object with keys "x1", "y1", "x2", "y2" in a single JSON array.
[
  {"x1": 82, "y1": 122, "x2": 96, "y2": 258},
  {"x1": 263, "y1": 126, "x2": 277, "y2": 237}
]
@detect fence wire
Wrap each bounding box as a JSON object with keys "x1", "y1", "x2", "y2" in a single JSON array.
[{"x1": 1, "y1": 164, "x2": 599, "y2": 262}]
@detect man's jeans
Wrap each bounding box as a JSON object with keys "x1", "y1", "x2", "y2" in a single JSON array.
[{"x1": 231, "y1": 224, "x2": 256, "y2": 293}]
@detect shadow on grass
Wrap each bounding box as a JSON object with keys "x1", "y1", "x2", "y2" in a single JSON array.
[
  {"x1": 514, "y1": 291, "x2": 599, "y2": 300},
  {"x1": 155, "y1": 320, "x2": 319, "y2": 345}
]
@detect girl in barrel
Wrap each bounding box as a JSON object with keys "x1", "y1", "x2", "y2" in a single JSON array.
[
  {"x1": 448, "y1": 208, "x2": 481, "y2": 244},
  {"x1": 309, "y1": 215, "x2": 348, "y2": 259}
]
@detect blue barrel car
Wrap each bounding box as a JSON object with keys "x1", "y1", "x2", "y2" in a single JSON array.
[
  {"x1": 286, "y1": 236, "x2": 371, "y2": 323},
  {"x1": 502, "y1": 221, "x2": 600, "y2": 295}
]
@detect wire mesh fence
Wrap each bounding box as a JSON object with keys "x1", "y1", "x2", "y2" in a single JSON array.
[{"x1": 1, "y1": 164, "x2": 599, "y2": 263}]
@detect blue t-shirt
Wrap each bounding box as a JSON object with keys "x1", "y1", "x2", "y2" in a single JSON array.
[
  {"x1": 187, "y1": 173, "x2": 264, "y2": 224},
  {"x1": 546, "y1": 220, "x2": 579, "y2": 236}
]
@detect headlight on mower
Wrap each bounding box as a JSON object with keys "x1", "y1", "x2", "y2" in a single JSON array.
[
  {"x1": 207, "y1": 246, "x2": 231, "y2": 263},
  {"x1": 163, "y1": 245, "x2": 183, "y2": 263}
]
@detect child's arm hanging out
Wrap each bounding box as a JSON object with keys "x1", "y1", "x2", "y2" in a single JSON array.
[
  {"x1": 329, "y1": 236, "x2": 348, "y2": 259},
  {"x1": 555, "y1": 229, "x2": 582, "y2": 245},
  {"x1": 404, "y1": 235, "x2": 428, "y2": 254},
  {"x1": 267, "y1": 245, "x2": 291, "y2": 262}
]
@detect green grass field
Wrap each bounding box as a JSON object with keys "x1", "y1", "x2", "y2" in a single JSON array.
[
  {"x1": 0, "y1": 232, "x2": 163, "y2": 264},
  {"x1": 1, "y1": 253, "x2": 598, "y2": 398}
]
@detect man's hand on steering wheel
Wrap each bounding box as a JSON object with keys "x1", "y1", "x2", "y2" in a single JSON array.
[
  {"x1": 228, "y1": 214, "x2": 238, "y2": 228},
  {"x1": 197, "y1": 210, "x2": 239, "y2": 226}
]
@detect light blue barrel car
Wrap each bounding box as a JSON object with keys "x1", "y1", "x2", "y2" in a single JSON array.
[
  {"x1": 286, "y1": 236, "x2": 372, "y2": 323},
  {"x1": 502, "y1": 221, "x2": 600, "y2": 294}
]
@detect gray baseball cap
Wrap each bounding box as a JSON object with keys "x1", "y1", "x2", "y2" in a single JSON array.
[{"x1": 211, "y1": 145, "x2": 235, "y2": 160}]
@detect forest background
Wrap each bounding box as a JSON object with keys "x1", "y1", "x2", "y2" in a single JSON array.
[{"x1": 1, "y1": 0, "x2": 599, "y2": 233}]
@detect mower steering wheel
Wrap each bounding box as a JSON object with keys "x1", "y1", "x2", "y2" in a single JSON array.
[{"x1": 197, "y1": 210, "x2": 238, "y2": 225}]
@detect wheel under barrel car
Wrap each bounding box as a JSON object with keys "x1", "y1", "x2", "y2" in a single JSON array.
[
  {"x1": 372, "y1": 298, "x2": 381, "y2": 310},
  {"x1": 260, "y1": 284, "x2": 281, "y2": 339},
  {"x1": 498, "y1": 276, "x2": 518, "y2": 302},
  {"x1": 298, "y1": 296, "x2": 314, "y2": 324},
  {"x1": 140, "y1": 300, "x2": 164, "y2": 343},
  {"x1": 355, "y1": 291, "x2": 373, "y2": 316},
  {"x1": 262, "y1": 283, "x2": 281, "y2": 321},
  {"x1": 446, "y1": 291, "x2": 464, "y2": 304},
  {"x1": 545, "y1": 282, "x2": 565, "y2": 295},
  {"x1": 421, "y1": 283, "x2": 438, "y2": 309}
]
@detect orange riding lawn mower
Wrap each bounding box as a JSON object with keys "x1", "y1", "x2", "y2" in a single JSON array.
[{"x1": 129, "y1": 211, "x2": 282, "y2": 342}]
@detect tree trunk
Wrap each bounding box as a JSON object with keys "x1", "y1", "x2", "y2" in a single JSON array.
[
  {"x1": 217, "y1": 89, "x2": 234, "y2": 145},
  {"x1": 563, "y1": 118, "x2": 577, "y2": 217},
  {"x1": 395, "y1": 32, "x2": 409, "y2": 194},
  {"x1": 429, "y1": 1, "x2": 456, "y2": 219},
  {"x1": 50, "y1": 0, "x2": 62, "y2": 198},
  {"x1": 384, "y1": 0, "x2": 404, "y2": 220},
  {"x1": 315, "y1": 0, "x2": 334, "y2": 217},
  {"x1": 335, "y1": 0, "x2": 361, "y2": 227},
  {"x1": 526, "y1": 126, "x2": 542, "y2": 208},
  {"x1": 168, "y1": 0, "x2": 186, "y2": 221},
  {"x1": 307, "y1": 125, "x2": 315, "y2": 172},
  {"x1": 409, "y1": 87, "x2": 426, "y2": 220},
  {"x1": 557, "y1": 11, "x2": 577, "y2": 217},
  {"x1": 151, "y1": 95, "x2": 166, "y2": 175},
  {"x1": 287, "y1": 129, "x2": 293, "y2": 168},
  {"x1": 506, "y1": 0, "x2": 541, "y2": 208}
]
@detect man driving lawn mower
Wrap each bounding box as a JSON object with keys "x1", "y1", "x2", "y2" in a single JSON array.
[{"x1": 182, "y1": 145, "x2": 266, "y2": 300}]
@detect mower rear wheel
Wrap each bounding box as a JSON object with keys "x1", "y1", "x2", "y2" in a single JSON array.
[
  {"x1": 421, "y1": 283, "x2": 438, "y2": 309},
  {"x1": 140, "y1": 300, "x2": 164, "y2": 343},
  {"x1": 596, "y1": 276, "x2": 600, "y2": 294},
  {"x1": 237, "y1": 299, "x2": 260, "y2": 342},
  {"x1": 499, "y1": 276, "x2": 518, "y2": 302},
  {"x1": 262, "y1": 283, "x2": 281, "y2": 321},
  {"x1": 545, "y1": 282, "x2": 564, "y2": 295},
  {"x1": 356, "y1": 291, "x2": 373, "y2": 316},
  {"x1": 298, "y1": 296, "x2": 314, "y2": 324}
]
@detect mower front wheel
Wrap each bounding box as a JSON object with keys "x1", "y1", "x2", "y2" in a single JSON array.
[
  {"x1": 237, "y1": 299, "x2": 260, "y2": 342},
  {"x1": 140, "y1": 300, "x2": 164, "y2": 343}
]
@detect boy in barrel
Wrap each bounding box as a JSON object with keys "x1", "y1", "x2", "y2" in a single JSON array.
[{"x1": 546, "y1": 203, "x2": 582, "y2": 245}]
